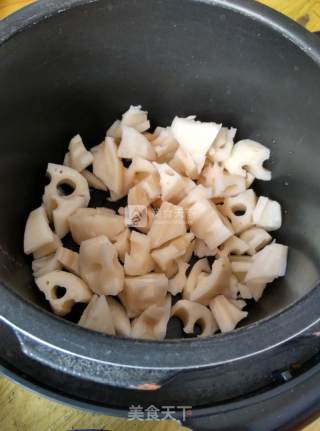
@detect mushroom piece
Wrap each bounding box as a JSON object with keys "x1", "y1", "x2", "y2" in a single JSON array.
[
  {"x1": 245, "y1": 243, "x2": 288, "y2": 284},
  {"x1": 239, "y1": 227, "x2": 272, "y2": 256},
  {"x1": 56, "y1": 247, "x2": 80, "y2": 275},
  {"x1": 188, "y1": 199, "x2": 234, "y2": 250},
  {"x1": 183, "y1": 258, "x2": 210, "y2": 300},
  {"x1": 220, "y1": 189, "x2": 257, "y2": 234},
  {"x1": 32, "y1": 253, "x2": 62, "y2": 278},
  {"x1": 107, "y1": 297, "x2": 131, "y2": 337},
  {"x1": 189, "y1": 258, "x2": 231, "y2": 305},
  {"x1": 24, "y1": 206, "x2": 56, "y2": 255},
  {"x1": 68, "y1": 207, "x2": 125, "y2": 244},
  {"x1": 92, "y1": 137, "x2": 125, "y2": 196},
  {"x1": 131, "y1": 294, "x2": 171, "y2": 340},
  {"x1": 171, "y1": 116, "x2": 222, "y2": 174},
  {"x1": 33, "y1": 234, "x2": 62, "y2": 259},
  {"x1": 209, "y1": 295, "x2": 248, "y2": 333},
  {"x1": 151, "y1": 127, "x2": 179, "y2": 162},
  {"x1": 119, "y1": 273, "x2": 168, "y2": 318},
  {"x1": 148, "y1": 202, "x2": 186, "y2": 249},
  {"x1": 200, "y1": 162, "x2": 246, "y2": 198},
  {"x1": 207, "y1": 127, "x2": 236, "y2": 162},
  {"x1": 218, "y1": 236, "x2": 249, "y2": 258},
  {"x1": 194, "y1": 239, "x2": 217, "y2": 258},
  {"x1": 253, "y1": 196, "x2": 282, "y2": 231},
  {"x1": 224, "y1": 139, "x2": 271, "y2": 181},
  {"x1": 168, "y1": 259, "x2": 189, "y2": 295},
  {"x1": 153, "y1": 162, "x2": 187, "y2": 202},
  {"x1": 79, "y1": 236, "x2": 124, "y2": 296},
  {"x1": 42, "y1": 163, "x2": 90, "y2": 238},
  {"x1": 151, "y1": 233, "x2": 194, "y2": 272},
  {"x1": 172, "y1": 300, "x2": 218, "y2": 337},
  {"x1": 124, "y1": 231, "x2": 154, "y2": 276},
  {"x1": 68, "y1": 134, "x2": 94, "y2": 172},
  {"x1": 81, "y1": 169, "x2": 108, "y2": 191},
  {"x1": 79, "y1": 295, "x2": 115, "y2": 335},
  {"x1": 35, "y1": 270, "x2": 92, "y2": 316},
  {"x1": 118, "y1": 126, "x2": 156, "y2": 160},
  {"x1": 113, "y1": 228, "x2": 130, "y2": 263},
  {"x1": 169, "y1": 147, "x2": 199, "y2": 179}
]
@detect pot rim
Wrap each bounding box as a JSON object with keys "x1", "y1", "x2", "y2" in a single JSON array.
[{"x1": 1, "y1": 0, "x2": 320, "y2": 371}]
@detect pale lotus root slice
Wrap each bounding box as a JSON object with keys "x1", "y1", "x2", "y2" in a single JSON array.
[
  {"x1": 131, "y1": 295, "x2": 171, "y2": 341},
  {"x1": 35, "y1": 270, "x2": 92, "y2": 316},
  {"x1": 172, "y1": 299, "x2": 218, "y2": 337},
  {"x1": 79, "y1": 295, "x2": 115, "y2": 335},
  {"x1": 79, "y1": 236, "x2": 124, "y2": 296},
  {"x1": 209, "y1": 295, "x2": 248, "y2": 333}
]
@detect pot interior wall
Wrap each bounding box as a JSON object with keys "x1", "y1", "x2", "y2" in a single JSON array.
[{"x1": 0, "y1": 0, "x2": 320, "y2": 330}]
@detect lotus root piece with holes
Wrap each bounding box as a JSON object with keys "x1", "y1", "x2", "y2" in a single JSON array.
[
  {"x1": 209, "y1": 295, "x2": 248, "y2": 333},
  {"x1": 127, "y1": 172, "x2": 160, "y2": 207},
  {"x1": 131, "y1": 295, "x2": 171, "y2": 340},
  {"x1": 239, "y1": 227, "x2": 272, "y2": 256},
  {"x1": 33, "y1": 234, "x2": 62, "y2": 259},
  {"x1": 121, "y1": 105, "x2": 150, "y2": 133},
  {"x1": 153, "y1": 162, "x2": 187, "y2": 202},
  {"x1": 218, "y1": 236, "x2": 249, "y2": 258},
  {"x1": 168, "y1": 259, "x2": 189, "y2": 296},
  {"x1": 124, "y1": 157, "x2": 156, "y2": 191},
  {"x1": 79, "y1": 295, "x2": 115, "y2": 335},
  {"x1": 151, "y1": 233, "x2": 194, "y2": 272},
  {"x1": 148, "y1": 202, "x2": 186, "y2": 249},
  {"x1": 253, "y1": 196, "x2": 282, "y2": 231},
  {"x1": 172, "y1": 299, "x2": 218, "y2": 337},
  {"x1": 194, "y1": 239, "x2": 217, "y2": 258},
  {"x1": 24, "y1": 206, "x2": 56, "y2": 255},
  {"x1": 224, "y1": 139, "x2": 271, "y2": 181},
  {"x1": 107, "y1": 297, "x2": 131, "y2": 337},
  {"x1": 113, "y1": 228, "x2": 130, "y2": 263},
  {"x1": 151, "y1": 127, "x2": 179, "y2": 162},
  {"x1": 118, "y1": 126, "x2": 156, "y2": 161},
  {"x1": 69, "y1": 207, "x2": 125, "y2": 244},
  {"x1": 42, "y1": 163, "x2": 90, "y2": 238},
  {"x1": 92, "y1": 137, "x2": 125, "y2": 196},
  {"x1": 32, "y1": 253, "x2": 62, "y2": 278},
  {"x1": 169, "y1": 147, "x2": 198, "y2": 179},
  {"x1": 220, "y1": 189, "x2": 257, "y2": 234},
  {"x1": 183, "y1": 258, "x2": 210, "y2": 300},
  {"x1": 35, "y1": 270, "x2": 92, "y2": 316},
  {"x1": 79, "y1": 236, "x2": 124, "y2": 296},
  {"x1": 201, "y1": 162, "x2": 246, "y2": 198},
  {"x1": 188, "y1": 199, "x2": 234, "y2": 250},
  {"x1": 56, "y1": 247, "x2": 80, "y2": 275},
  {"x1": 81, "y1": 169, "x2": 107, "y2": 191},
  {"x1": 190, "y1": 258, "x2": 231, "y2": 305},
  {"x1": 179, "y1": 184, "x2": 213, "y2": 209},
  {"x1": 171, "y1": 116, "x2": 222, "y2": 174},
  {"x1": 245, "y1": 243, "x2": 288, "y2": 284},
  {"x1": 230, "y1": 255, "x2": 253, "y2": 282},
  {"x1": 208, "y1": 127, "x2": 236, "y2": 162},
  {"x1": 119, "y1": 273, "x2": 168, "y2": 318},
  {"x1": 124, "y1": 231, "x2": 154, "y2": 276},
  {"x1": 68, "y1": 134, "x2": 93, "y2": 172}
]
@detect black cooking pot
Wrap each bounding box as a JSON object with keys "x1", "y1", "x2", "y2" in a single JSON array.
[{"x1": 1, "y1": 1, "x2": 320, "y2": 430}]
